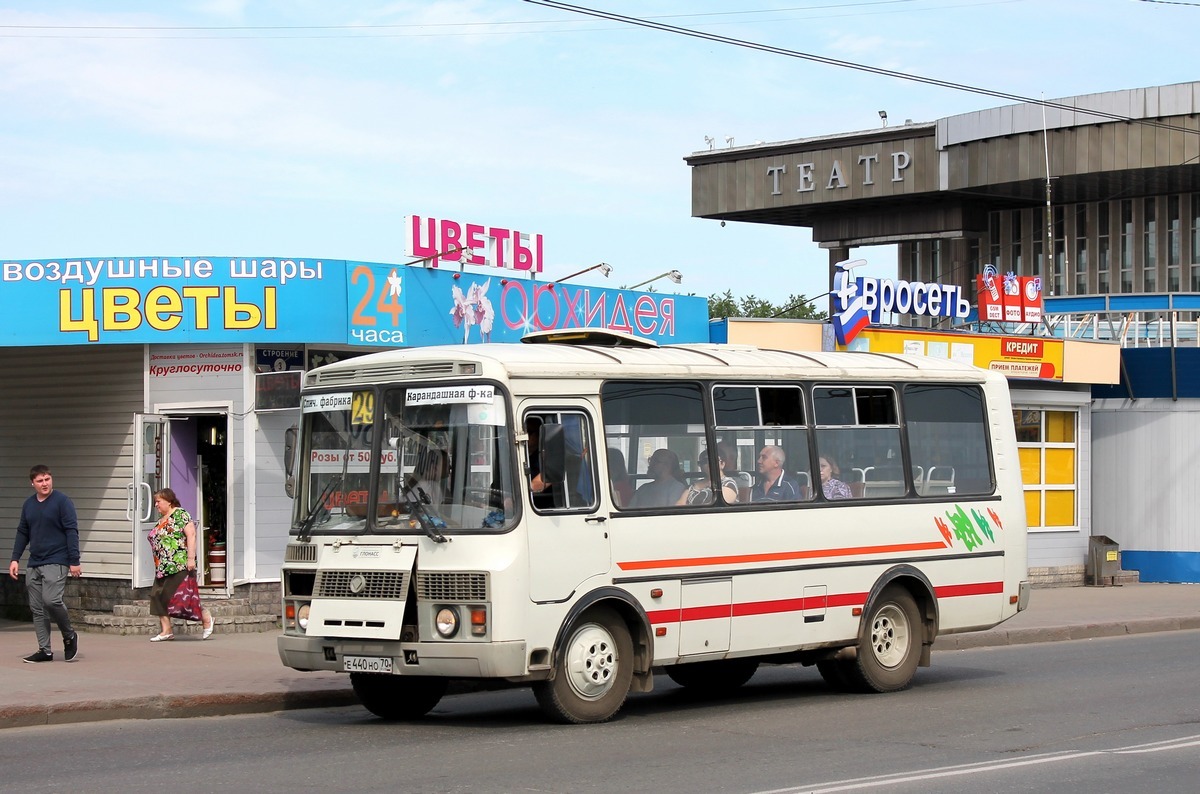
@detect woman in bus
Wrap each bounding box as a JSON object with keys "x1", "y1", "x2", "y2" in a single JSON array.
[
  {"x1": 819, "y1": 454, "x2": 853, "y2": 500},
  {"x1": 678, "y1": 442, "x2": 739, "y2": 505}
]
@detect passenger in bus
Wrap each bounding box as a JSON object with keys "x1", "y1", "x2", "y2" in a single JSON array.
[
  {"x1": 607, "y1": 447, "x2": 634, "y2": 508},
  {"x1": 630, "y1": 448, "x2": 687, "y2": 508},
  {"x1": 678, "y1": 442, "x2": 739, "y2": 505},
  {"x1": 819, "y1": 454, "x2": 853, "y2": 500},
  {"x1": 752, "y1": 445, "x2": 801, "y2": 502}
]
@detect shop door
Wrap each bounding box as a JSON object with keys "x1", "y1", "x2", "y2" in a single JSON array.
[{"x1": 129, "y1": 414, "x2": 170, "y2": 588}]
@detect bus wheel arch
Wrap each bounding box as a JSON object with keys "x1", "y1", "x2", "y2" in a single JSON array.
[
  {"x1": 835, "y1": 567, "x2": 938, "y2": 694},
  {"x1": 867, "y1": 565, "x2": 939, "y2": 664},
  {"x1": 533, "y1": 588, "x2": 653, "y2": 724}
]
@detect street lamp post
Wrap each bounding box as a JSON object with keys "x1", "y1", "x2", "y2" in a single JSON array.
[
  {"x1": 551, "y1": 262, "x2": 613, "y2": 285},
  {"x1": 404, "y1": 245, "x2": 475, "y2": 268},
  {"x1": 628, "y1": 269, "x2": 683, "y2": 290}
]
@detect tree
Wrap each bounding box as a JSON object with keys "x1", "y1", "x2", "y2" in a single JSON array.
[{"x1": 707, "y1": 291, "x2": 827, "y2": 320}]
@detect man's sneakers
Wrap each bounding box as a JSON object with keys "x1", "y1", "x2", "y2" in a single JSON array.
[
  {"x1": 21, "y1": 633, "x2": 78, "y2": 663},
  {"x1": 64, "y1": 631, "x2": 79, "y2": 662}
]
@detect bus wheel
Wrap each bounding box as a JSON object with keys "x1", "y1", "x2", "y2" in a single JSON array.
[
  {"x1": 350, "y1": 673, "x2": 448, "y2": 720},
  {"x1": 843, "y1": 586, "x2": 922, "y2": 693},
  {"x1": 534, "y1": 607, "x2": 633, "y2": 724},
  {"x1": 664, "y1": 658, "x2": 759, "y2": 692}
]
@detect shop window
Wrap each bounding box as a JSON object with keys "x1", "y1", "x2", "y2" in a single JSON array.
[{"x1": 1012, "y1": 409, "x2": 1078, "y2": 532}]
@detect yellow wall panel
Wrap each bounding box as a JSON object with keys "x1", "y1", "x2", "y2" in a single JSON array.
[
  {"x1": 1025, "y1": 490, "x2": 1041, "y2": 526},
  {"x1": 1019, "y1": 448, "x2": 1042, "y2": 484},
  {"x1": 1045, "y1": 448, "x2": 1076, "y2": 484},
  {"x1": 1045, "y1": 490, "x2": 1076, "y2": 526}
]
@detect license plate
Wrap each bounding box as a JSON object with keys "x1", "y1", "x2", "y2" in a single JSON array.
[{"x1": 342, "y1": 655, "x2": 393, "y2": 674}]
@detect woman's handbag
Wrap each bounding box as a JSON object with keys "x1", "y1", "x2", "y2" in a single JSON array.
[{"x1": 167, "y1": 572, "x2": 205, "y2": 622}]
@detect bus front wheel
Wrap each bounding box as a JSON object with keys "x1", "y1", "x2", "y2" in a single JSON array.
[
  {"x1": 534, "y1": 607, "x2": 633, "y2": 724},
  {"x1": 842, "y1": 586, "x2": 923, "y2": 693},
  {"x1": 350, "y1": 673, "x2": 448, "y2": 720}
]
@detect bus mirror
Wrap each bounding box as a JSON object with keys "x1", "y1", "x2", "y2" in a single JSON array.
[
  {"x1": 284, "y1": 425, "x2": 297, "y2": 498},
  {"x1": 539, "y1": 423, "x2": 566, "y2": 484}
]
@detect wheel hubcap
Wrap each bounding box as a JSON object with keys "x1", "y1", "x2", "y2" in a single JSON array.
[
  {"x1": 563, "y1": 622, "x2": 617, "y2": 701},
  {"x1": 870, "y1": 603, "x2": 911, "y2": 668}
]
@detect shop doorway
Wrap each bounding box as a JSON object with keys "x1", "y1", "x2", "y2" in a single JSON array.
[{"x1": 131, "y1": 412, "x2": 229, "y2": 591}]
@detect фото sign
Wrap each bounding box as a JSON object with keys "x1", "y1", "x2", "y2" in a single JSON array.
[{"x1": 977, "y1": 265, "x2": 1044, "y2": 324}]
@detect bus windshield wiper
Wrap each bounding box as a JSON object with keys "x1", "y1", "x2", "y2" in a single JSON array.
[
  {"x1": 297, "y1": 474, "x2": 343, "y2": 543},
  {"x1": 402, "y1": 476, "x2": 449, "y2": 544}
]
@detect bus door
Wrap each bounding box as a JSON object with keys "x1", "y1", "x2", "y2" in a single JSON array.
[{"x1": 523, "y1": 407, "x2": 610, "y2": 603}]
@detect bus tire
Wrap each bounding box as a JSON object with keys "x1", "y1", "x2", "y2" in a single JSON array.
[
  {"x1": 842, "y1": 586, "x2": 922, "y2": 693},
  {"x1": 664, "y1": 658, "x2": 759, "y2": 692},
  {"x1": 350, "y1": 673, "x2": 448, "y2": 720},
  {"x1": 534, "y1": 607, "x2": 633, "y2": 724}
]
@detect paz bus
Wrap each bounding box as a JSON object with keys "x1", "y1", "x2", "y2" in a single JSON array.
[{"x1": 277, "y1": 331, "x2": 1029, "y2": 724}]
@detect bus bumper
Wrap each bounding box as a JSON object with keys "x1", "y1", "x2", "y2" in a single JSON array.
[{"x1": 278, "y1": 634, "x2": 530, "y2": 679}]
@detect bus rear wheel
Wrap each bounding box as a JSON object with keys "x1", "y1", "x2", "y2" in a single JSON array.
[
  {"x1": 841, "y1": 586, "x2": 923, "y2": 693},
  {"x1": 664, "y1": 658, "x2": 759, "y2": 692},
  {"x1": 350, "y1": 673, "x2": 448, "y2": 720},
  {"x1": 534, "y1": 607, "x2": 633, "y2": 724}
]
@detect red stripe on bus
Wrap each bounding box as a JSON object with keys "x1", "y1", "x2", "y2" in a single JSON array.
[
  {"x1": 617, "y1": 541, "x2": 949, "y2": 572},
  {"x1": 934, "y1": 581, "x2": 1004, "y2": 597},
  {"x1": 645, "y1": 583, "x2": 1003, "y2": 625}
]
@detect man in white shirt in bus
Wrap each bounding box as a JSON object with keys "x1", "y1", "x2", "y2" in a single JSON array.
[{"x1": 753, "y1": 445, "x2": 800, "y2": 502}]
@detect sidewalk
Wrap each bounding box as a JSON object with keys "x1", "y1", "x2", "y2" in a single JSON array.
[{"x1": 4, "y1": 582, "x2": 1200, "y2": 730}]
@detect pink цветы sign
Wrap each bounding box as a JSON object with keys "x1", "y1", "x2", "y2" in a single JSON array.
[{"x1": 405, "y1": 215, "x2": 544, "y2": 273}]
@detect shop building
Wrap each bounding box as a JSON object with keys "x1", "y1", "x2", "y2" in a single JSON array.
[
  {"x1": 0, "y1": 255, "x2": 708, "y2": 621},
  {"x1": 691, "y1": 81, "x2": 1200, "y2": 582}
]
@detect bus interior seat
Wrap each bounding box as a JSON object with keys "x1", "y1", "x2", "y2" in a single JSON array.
[
  {"x1": 849, "y1": 481, "x2": 866, "y2": 498},
  {"x1": 735, "y1": 471, "x2": 753, "y2": 503}
]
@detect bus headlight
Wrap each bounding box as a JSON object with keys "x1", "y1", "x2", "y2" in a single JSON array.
[
  {"x1": 297, "y1": 604, "x2": 310, "y2": 631},
  {"x1": 435, "y1": 607, "x2": 459, "y2": 638}
]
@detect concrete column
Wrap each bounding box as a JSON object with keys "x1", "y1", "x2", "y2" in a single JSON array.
[{"x1": 827, "y1": 247, "x2": 850, "y2": 317}]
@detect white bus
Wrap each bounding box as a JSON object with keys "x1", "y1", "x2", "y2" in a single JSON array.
[{"x1": 278, "y1": 332, "x2": 1029, "y2": 724}]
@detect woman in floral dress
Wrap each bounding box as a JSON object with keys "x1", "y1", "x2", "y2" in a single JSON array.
[{"x1": 148, "y1": 488, "x2": 214, "y2": 641}]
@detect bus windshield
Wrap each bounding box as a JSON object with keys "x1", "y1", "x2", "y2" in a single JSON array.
[
  {"x1": 376, "y1": 385, "x2": 514, "y2": 533},
  {"x1": 294, "y1": 392, "x2": 372, "y2": 535},
  {"x1": 292, "y1": 384, "x2": 515, "y2": 536}
]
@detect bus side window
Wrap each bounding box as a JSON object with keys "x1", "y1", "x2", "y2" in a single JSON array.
[{"x1": 525, "y1": 411, "x2": 598, "y2": 512}]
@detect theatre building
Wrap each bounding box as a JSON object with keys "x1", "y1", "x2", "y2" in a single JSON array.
[
  {"x1": 690, "y1": 81, "x2": 1200, "y2": 583},
  {"x1": 0, "y1": 253, "x2": 707, "y2": 625}
]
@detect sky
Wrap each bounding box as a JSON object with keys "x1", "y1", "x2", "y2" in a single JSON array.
[{"x1": 1, "y1": 0, "x2": 1197, "y2": 306}]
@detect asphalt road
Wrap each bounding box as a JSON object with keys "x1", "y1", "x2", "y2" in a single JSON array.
[{"x1": 6, "y1": 630, "x2": 1199, "y2": 793}]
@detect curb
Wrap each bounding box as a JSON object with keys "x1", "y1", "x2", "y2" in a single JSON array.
[
  {"x1": 0, "y1": 688, "x2": 359, "y2": 730},
  {"x1": 934, "y1": 616, "x2": 1200, "y2": 651}
]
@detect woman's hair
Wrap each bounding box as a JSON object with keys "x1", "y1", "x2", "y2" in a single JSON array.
[
  {"x1": 154, "y1": 487, "x2": 181, "y2": 508},
  {"x1": 607, "y1": 447, "x2": 628, "y2": 479},
  {"x1": 715, "y1": 441, "x2": 737, "y2": 468},
  {"x1": 820, "y1": 455, "x2": 841, "y2": 476}
]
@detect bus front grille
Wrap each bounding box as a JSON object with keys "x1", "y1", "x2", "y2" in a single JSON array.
[
  {"x1": 416, "y1": 571, "x2": 489, "y2": 602},
  {"x1": 315, "y1": 570, "x2": 407, "y2": 599},
  {"x1": 284, "y1": 543, "x2": 317, "y2": 562}
]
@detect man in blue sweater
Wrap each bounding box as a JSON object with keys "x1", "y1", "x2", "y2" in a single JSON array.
[{"x1": 9, "y1": 465, "x2": 81, "y2": 663}]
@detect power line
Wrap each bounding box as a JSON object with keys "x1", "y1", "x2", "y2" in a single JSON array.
[{"x1": 525, "y1": 0, "x2": 1200, "y2": 138}]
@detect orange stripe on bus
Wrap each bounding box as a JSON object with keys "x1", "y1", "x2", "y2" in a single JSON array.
[{"x1": 616, "y1": 541, "x2": 949, "y2": 572}]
